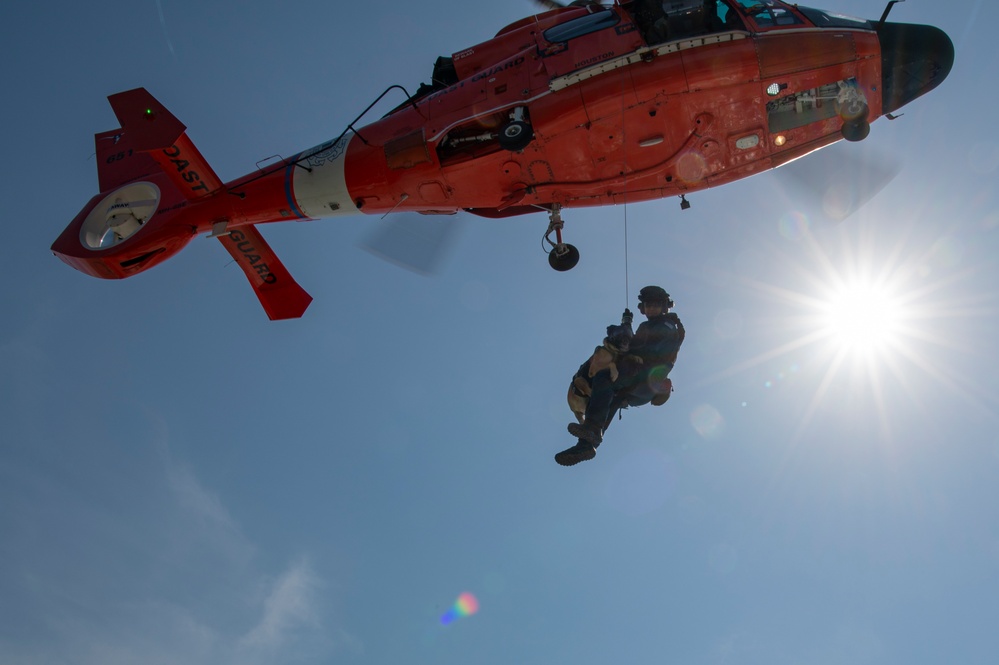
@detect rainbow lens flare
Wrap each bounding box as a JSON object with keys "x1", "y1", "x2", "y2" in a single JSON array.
[{"x1": 440, "y1": 592, "x2": 479, "y2": 625}]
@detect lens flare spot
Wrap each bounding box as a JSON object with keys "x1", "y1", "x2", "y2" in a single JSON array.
[
  {"x1": 691, "y1": 404, "x2": 725, "y2": 439},
  {"x1": 821, "y1": 177, "x2": 857, "y2": 221},
  {"x1": 917, "y1": 236, "x2": 964, "y2": 278},
  {"x1": 762, "y1": 363, "x2": 800, "y2": 390},
  {"x1": 778, "y1": 211, "x2": 810, "y2": 240},
  {"x1": 441, "y1": 592, "x2": 479, "y2": 625},
  {"x1": 676, "y1": 151, "x2": 708, "y2": 183}
]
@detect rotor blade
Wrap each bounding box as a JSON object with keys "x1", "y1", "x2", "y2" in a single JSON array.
[
  {"x1": 358, "y1": 213, "x2": 463, "y2": 275},
  {"x1": 772, "y1": 141, "x2": 901, "y2": 226}
]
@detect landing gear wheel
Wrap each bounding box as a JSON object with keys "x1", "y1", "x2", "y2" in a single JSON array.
[
  {"x1": 542, "y1": 204, "x2": 579, "y2": 271},
  {"x1": 841, "y1": 120, "x2": 871, "y2": 142},
  {"x1": 498, "y1": 121, "x2": 534, "y2": 151},
  {"x1": 548, "y1": 243, "x2": 580, "y2": 271}
]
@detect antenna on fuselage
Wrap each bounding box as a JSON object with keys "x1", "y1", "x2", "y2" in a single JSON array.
[{"x1": 877, "y1": 0, "x2": 906, "y2": 30}]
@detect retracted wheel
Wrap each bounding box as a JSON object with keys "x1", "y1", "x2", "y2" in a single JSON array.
[
  {"x1": 498, "y1": 121, "x2": 534, "y2": 151},
  {"x1": 841, "y1": 120, "x2": 871, "y2": 142},
  {"x1": 548, "y1": 243, "x2": 580, "y2": 271},
  {"x1": 837, "y1": 100, "x2": 869, "y2": 123}
]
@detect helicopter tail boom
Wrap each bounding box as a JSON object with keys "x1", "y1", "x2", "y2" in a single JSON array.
[
  {"x1": 52, "y1": 89, "x2": 222, "y2": 281},
  {"x1": 53, "y1": 88, "x2": 318, "y2": 320}
]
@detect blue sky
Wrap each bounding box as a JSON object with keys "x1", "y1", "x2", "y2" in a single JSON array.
[{"x1": 2, "y1": 1, "x2": 998, "y2": 663}]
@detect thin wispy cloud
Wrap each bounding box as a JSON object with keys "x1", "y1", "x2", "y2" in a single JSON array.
[
  {"x1": 1, "y1": 411, "x2": 347, "y2": 665},
  {"x1": 167, "y1": 463, "x2": 240, "y2": 530},
  {"x1": 239, "y1": 559, "x2": 323, "y2": 652},
  {"x1": 154, "y1": 0, "x2": 177, "y2": 60}
]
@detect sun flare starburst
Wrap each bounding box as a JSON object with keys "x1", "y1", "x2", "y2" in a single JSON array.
[{"x1": 700, "y1": 220, "x2": 993, "y2": 440}]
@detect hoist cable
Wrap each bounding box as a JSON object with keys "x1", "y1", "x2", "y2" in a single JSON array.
[
  {"x1": 624, "y1": 199, "x2": 630, "y2": 307},
  {"x1": 620, "y1": 72, "x2": 631, "y2": 309}
]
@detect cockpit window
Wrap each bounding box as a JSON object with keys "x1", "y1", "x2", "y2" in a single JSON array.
[
  {"x1": 734, "y1": 0, "x2": 802, "y2": 27},
  {"x1": 543, "y1": 8, "x2": 620, "y2": 43},
  {"x1": 796, "y1": 6, "x2": 872, "y2": 30},
  {"x1": 714, "y1": 2, "x2": 744, "y2": 30}
]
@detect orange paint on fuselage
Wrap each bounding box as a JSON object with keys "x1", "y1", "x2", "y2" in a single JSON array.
[
  {"x1": 338, "y1": 4, "x2": 885, "y2": 214},
  {"x1": 53, "y1": 0, "x2": 954, "y2": 318}
]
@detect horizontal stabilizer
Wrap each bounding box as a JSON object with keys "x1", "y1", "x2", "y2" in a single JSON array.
[
  {"x1": 218, "y1": 226, "x2": 313, "y2": 320},
  {"x1": 108, "y1": 88, "x2": 186, "y2": 152},
  {"x1": 107, "y1": 88, "x2": 222, "y2": 200}
]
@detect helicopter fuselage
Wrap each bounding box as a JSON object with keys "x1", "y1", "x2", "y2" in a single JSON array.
[{"x1": 51, "y1": 0, "x2": 954, "y2": 319}]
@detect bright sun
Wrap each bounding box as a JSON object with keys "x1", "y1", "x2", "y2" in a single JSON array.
[
  {"x1": 704, "y1": 226, "x2": 964, "y2": 440},
  {"x1": 818, "y1": 281, "x2": 903, "y2": 353}
]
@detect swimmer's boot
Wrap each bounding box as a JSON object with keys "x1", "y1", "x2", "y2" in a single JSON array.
[
  {"x1": 567, "y1": 421, "x2": 603, "y2": 446},
  {"x1": 554, "y1": 440, "x2": 597, "y2": 467}
]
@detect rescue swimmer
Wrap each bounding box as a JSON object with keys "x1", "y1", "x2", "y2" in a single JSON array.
[{"x1": 556, "y1": 286, "x2": 685, "y2": 466}]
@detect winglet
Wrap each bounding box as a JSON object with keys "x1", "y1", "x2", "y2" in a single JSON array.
[
  {"x1": 94, "y1": 128, "x2": 160, "y2": 191},
  {"x1": 218, "y1": 226, "x2": 313, "y2": 320}
]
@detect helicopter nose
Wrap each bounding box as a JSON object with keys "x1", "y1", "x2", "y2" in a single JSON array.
[{"x1": 877, "y1": 22, "x2": 954, "y2": 116}]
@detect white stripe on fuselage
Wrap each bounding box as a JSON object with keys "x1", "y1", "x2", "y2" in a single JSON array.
[{"x1": 291, "y1": 133, "x2": 360, "y2": 218}]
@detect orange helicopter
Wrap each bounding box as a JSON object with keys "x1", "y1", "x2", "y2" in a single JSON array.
[{"x1": 51, "y1": 0, "x2": 953, "y2": 320}]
